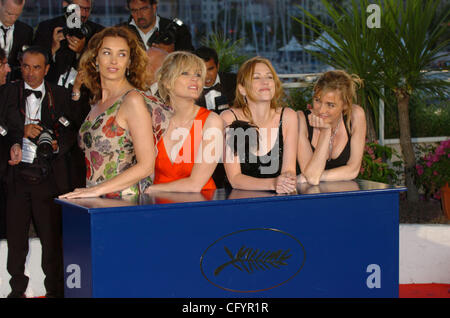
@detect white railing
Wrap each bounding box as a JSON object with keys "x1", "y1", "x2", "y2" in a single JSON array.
[{"x1": 279, "y1": 71, "x2": 449, "y2": 146}]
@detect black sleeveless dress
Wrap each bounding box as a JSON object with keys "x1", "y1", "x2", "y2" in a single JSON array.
[
  {"x1": 301, "y1": 109, "x2": 351, "y2": 171},
  {"x1": 226, "y1": 108, "x2": 285, "y2": 179}
]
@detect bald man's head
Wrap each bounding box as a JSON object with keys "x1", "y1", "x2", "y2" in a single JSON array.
[{"x1": 146, "y1": 47, "x2": 167, "y2": 85}]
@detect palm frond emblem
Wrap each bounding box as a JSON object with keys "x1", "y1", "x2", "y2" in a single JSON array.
[{"x1": 214, "y1": 245, "x2": 292, "y2": 276}]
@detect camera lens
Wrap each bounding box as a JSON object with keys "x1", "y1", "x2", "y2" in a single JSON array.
[{"x1": 37, "y1": 131, "x2": 54, "y2": 160}]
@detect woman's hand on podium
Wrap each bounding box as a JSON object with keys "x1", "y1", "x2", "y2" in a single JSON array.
[
  {"x1": 275, "y1": 172, "x2": 297, "y2": 194},
  {"x1": 59, "y1": 186, "x2": 102, "y2": 199},
  {"x1": 297, "y1": 174, "x2": 307, "y2": 184}
]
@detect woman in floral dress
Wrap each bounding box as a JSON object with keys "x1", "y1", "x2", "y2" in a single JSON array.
[{"x1": 60, "y1": 26, "x2": 171, "y2": 199}]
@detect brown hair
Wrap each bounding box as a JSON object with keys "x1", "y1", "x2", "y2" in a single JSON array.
[
  {"x1": 156, "y1": 51, "x2": 206, "y2": 104},
  {"x1": 78, "y1": 26, "x2": 149, "y2": 104},
  {"x1": 313, "y1": 70, "x2": 363, "y2": 130},
  {"x1": 233, "y1": 56, "x2": 285, "y2": 124}
]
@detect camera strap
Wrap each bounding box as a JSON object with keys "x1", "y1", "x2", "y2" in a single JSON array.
[
  {"x1": 147, "y1": 30, "x2": 159, "y2": 48},
  {"x1": 18, "y1": 80, "x2": 63, "y2": 140}
]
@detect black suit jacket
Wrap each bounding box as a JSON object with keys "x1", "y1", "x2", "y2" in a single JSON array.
[
  {"x1": 0, "y1": 85, "x2": 23, "y2": 180},
  {"x1": 33, "y1": 16, "x2": 104, "y2": 83},
  {"x1": 120, "y1": 15, "x2": 194, "y2": 52},
  {"x1": 5, "y1": 20, "x2": 33, "y2": 82},
  {"x1": 196, "y1": 72, "x2": 237, "y2": 113},
  {"x1": 2, "y1": 81, "x2": 85, "y2": 193}
]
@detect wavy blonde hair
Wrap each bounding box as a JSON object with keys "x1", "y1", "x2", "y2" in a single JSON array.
[
  {"x1": 313, "y1": 70, "x2": 363, "y2": 131},
  {"x1": 78, "y1": 26, "x2": 149, "y2": 104},
  {"x1": 233, "y1": 56, "x2": 285, "y2": 124},
  {"x1": 156, "y1": 51, "x2": 206, "y2": 104}
]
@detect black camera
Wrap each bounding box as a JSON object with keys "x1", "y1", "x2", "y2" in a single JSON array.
[
  {"x1": 19, "y1": 116, "x2": 70, "y2": 184},
  {"x1": 32, "y1": 117, "x2": 70, "y2": 161},
  {"x1": 35, "y1": 127, "x2": 56, "y2": 161},
  {"x1": 62, "y1": 3, "x2": 92, "y2": 39},
  {"x1": 152, "y1": 18, "x2": 184, "y2": 46}
]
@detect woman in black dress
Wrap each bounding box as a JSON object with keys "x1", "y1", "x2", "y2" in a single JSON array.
[
  {"x1": 297, "y1": 70, "x2": 366, "y2": 185},
  {"x1": 221, "y1": 57, "x2": 298, "y2": 194}
]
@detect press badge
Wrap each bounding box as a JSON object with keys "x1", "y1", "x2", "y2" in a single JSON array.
[
  {"x1": 21, "y1": 138, "x2": 37, "y2": 164},
  {"x1": 58, "y1": 67, "x2": 78, "y2": 89},
  {"x1": 0, "y1": 125, "x2": 7, "y2": 136}
]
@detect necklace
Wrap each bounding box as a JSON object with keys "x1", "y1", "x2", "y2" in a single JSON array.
[
  {"x1": 328, "y1": 117, "x2": 342, "y2": 161},
  {"x1": 171, "y1": 117, "x2": 194, "y2": 130},
  {"x1": 170, "y1": 107, "x2": 198, "y2": 129}
]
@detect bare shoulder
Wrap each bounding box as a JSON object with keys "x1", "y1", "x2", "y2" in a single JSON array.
[
  {"x1": 296, "y1": 108, "x2": 306, "y2": 118},
  {"x1": 296, "y1": 109, "x2": 308, "y2": 124},
  {"x1": 122, "y1": 89, "x2": 145, "y2": 105},
  {"x1": 351, "y1": 105, "x2": 366, "y2": 135},
  {"x1": 219, "y1": 108, "x2": 236, "y2": 125},
  {"x1": 281, "y1": 107, "x2": 297, "y2": 121},
  {"x1": 352, "y1": 104, "x2": 365, "y2": 120},
  {"x1": 205, "y1": 110, "x2": 223, "y2": 129},
  {"x1": 120, "y1": 90, "x2": 148, "y2": 113}
]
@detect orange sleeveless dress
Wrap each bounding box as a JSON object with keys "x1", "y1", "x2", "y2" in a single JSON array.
[{"x1": 153, "y1": 107, "x2": 216, "y2": 190}]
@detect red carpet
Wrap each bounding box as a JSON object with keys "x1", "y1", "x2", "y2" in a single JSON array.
[
  {"x1": 399, "y1": 284, "x2": 450, "y2": 298},
  {"x1": 28, "y1": 284, "x2": 450, "y2": 298}
]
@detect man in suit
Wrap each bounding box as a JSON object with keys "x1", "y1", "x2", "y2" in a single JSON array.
[
  {"x1": 194, "y1": 46, "x2": 237, "y2": 115},
  {"x1": 4, "y1": 46, "x2": 80, "y2": 298},
  {"x1": 194, "y1": 47, "x2": 237, "y2": 188},
  {"x1": 0, "y1": 46, "x2": 20, "y2": 240},
  {"x1": 33, "y1": 0, "x2": 103, "y2": 86},
  {"x1": 0, "y1": 0, "x2": 33, "y2": 82},
  {"x1": 123, "y1": 0, "x2": 194, "y2": 52}
]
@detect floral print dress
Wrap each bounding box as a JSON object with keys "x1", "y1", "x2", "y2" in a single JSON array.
[{"x1": 78, "y1": 89, "x2": 172, "y2": 198}]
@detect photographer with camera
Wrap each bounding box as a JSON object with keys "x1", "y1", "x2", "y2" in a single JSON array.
[
  {"x1": 33, "y1": 0, "x2": 103, "y2": 86},
  {"x1": 0, "y1": 0, "x2": 33, "y2": 82},
  {"x1": 122, "y1": 0, "x2": 194, "y2": 53},
  {"x1": 2, "y1": 46, "x2": 82, "y2": 298}
]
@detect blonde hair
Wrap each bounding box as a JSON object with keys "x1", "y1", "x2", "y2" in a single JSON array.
[
  {"x1": 313, "y1": 70, "x2": 363, "y2": 130},
  {"x1": 78, "y1": 26, "x2": 149, "y2": 104},
  {"x1": 233, "y1": 56, "x2": 285, "y2": 124},
  {"x1": 156, "y1": 51, "x2": 206, "y2": 104}
]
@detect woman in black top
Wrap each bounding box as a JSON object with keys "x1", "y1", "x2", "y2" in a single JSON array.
[
  {"x1": 297, "y1": 70, "x2": 366, "y2": 185},
  {"x1": 221, "y1": 57, "x2": 298, "y2": 193}
]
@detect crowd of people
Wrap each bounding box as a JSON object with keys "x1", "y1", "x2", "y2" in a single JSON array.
[{"x1": 0, "y1": 0, "x2": 366, "y2": 298}]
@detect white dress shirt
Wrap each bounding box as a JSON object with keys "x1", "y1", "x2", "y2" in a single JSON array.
[
  {"x1": 0, "y1": 23, "x2": 14, "y2": 58},
  {"x1": 204, "y1": 74, "x2": 222, "y2": 110},
  {"x1": 21, "y1": 82, "x2": 46, "y2": 163},
  {"x1": 130, "y1": 16, "x2": 160, "y2": 50},
  {"x1": 24, "y1": 82, "x2": 45, "y2": 125}
]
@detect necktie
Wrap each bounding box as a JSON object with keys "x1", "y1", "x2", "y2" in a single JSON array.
[
  {"x1": 24, "y1": 89, "x2": 43, "y2": 99},
  {"x1": 1, "y1": 26, "x2": 8, "y2": 48}
]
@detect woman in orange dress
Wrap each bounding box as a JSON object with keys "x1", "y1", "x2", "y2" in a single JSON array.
[{"x1": 145, "y1": 51, "x2": 223, "y2": 193}]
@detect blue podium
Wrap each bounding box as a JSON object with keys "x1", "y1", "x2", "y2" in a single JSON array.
[{"x1": 56, "y1": 180, "x2": 405, "y2": 298}]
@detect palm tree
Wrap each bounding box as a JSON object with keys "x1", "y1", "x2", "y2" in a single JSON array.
[
  {"x1": 294, "y1": 0, "x2": 449, "y2": 202},
  {"x1": 376, "y1": 0, "x2": 449, "y2": 202},
  {"x1": 293, "y1": 0, "x2": 384, "y2": 142},
  {"x1": 201, "y1": 33, "x2": 249, "y2": 73}
]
